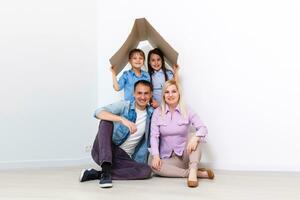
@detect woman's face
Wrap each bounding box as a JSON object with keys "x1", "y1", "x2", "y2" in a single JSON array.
[
  {"x1": 149, "y1": 53, "x2": 162, "y2": 71},
  {"x1": 164, "y1": 84, "x2": 180, "y2": 106}
]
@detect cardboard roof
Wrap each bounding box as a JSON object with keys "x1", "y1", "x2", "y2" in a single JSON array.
[{"x1": 109, "y1": 18, "x2": 179, "y2": 75}]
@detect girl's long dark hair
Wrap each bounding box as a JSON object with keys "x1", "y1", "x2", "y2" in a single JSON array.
[{"x1": 147, "y1": 48, "x2": 169, "y2": 83}]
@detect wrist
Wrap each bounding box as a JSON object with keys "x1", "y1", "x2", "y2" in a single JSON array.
[{"x1": 119, "y1": 116, "x2": 125, "y2": 124}]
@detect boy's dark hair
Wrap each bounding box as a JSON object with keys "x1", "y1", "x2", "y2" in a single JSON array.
[
  {"x1": 147, "y1": 48, "x2": 169, "y2": 83},
  {"x1": 134, "y1": 80, "x2": 153, "y2": 92},
  {"x1": 129, "y1": 49, "x2": 145, "y2": 60}
]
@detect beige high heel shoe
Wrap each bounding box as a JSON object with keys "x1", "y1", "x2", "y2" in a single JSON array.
[
  {"x1": 187, "y1": 168, "x2": 198, "y2": 188},
  {"x1": 198, "y1": 168, "x2": 215, "y2": 179}
]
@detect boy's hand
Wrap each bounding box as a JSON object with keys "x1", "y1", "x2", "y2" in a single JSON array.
[{"x1": 110, "y1": 65, "x2": 117, "y2": 76}]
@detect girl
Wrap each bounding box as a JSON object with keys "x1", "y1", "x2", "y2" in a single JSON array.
[
  {"x1": 147, "y1": 48, "x2": 179, "y2": 108},
  {"x1": 111, "y1": 49, "x2": 150, "y2": 101}
]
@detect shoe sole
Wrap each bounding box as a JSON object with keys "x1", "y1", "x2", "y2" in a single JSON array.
[
  {"x1": 99, "y1": 183, "x2": 113, "y2": 188},
  {"x1": 79, "y1": 168, "x2": 92, "y2": 182}
]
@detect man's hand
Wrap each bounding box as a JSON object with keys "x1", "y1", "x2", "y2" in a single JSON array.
[
  {"x1": 186, "y1": 136, "x2": 200, "y2": 154},
  {"x1": 120, "y1": 117, "x2": 137, "y2": 134},
  {"x1": 151, "y1": 155, "x2": 162, "y2": 171}
]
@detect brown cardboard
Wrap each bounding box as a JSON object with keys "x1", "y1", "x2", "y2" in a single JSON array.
[{"x1": 109, "y1": 18, "x2": 178, "y2": 75}]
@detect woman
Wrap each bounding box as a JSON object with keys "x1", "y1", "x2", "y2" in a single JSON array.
[{"x1": 150, "y1": 80, "x2": 214, "y2": 188}]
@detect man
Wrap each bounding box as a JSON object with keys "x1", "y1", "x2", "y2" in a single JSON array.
[{"x1": 79, "y1": 80, "x2": 154, "y2": 188}]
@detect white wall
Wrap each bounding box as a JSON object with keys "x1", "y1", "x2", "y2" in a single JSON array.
[
  {"x1": 98, "y1": 0, "x2": 300, "y2": 171},
  {"x1": 0, "y1": 0, "x2": 97, "y2": 168}
]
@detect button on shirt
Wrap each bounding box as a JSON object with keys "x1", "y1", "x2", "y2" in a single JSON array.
[
  {"x1": 151, "y1": 69, "x2": 173, "y2": 104},
  {"x1": 150, "y1": 105, "x2": 207, "y2": 159},
  {"x1": 118, "y1": 69, "x2": 150, "y2": 101}
]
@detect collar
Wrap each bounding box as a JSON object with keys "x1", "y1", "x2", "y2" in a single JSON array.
[
  {"x1": 153, "y1": 69, "x2": 163, "y2": 73},
  {"x1": 165, "y1": 104, "x2": 180, "y2": 114},
  {"x1": 130, "y1": 100, "x2": 154, "y2": 115},
  {"x1": 129, "y1": 100, "x2": 136, "y2": 111},
  {"x1": 129, "y1": 69, "x2": 146, "y2": 77}
]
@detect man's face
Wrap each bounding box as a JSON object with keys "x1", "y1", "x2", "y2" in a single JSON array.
[{"x1": 134, "y1": 84, "x2": 152, "y2": 109}]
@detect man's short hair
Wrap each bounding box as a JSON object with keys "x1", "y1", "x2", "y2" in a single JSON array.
[{"x1": 134, "y1": 80, "x2": 153, "y2": 92}]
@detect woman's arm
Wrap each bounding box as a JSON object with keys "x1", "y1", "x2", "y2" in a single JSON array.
[
  {"x1": 150, "y1": 109, "x2": 162, "y2": 170},
  {"x1": 188, "y1": 107, "x2": 208, "y2": 143}
]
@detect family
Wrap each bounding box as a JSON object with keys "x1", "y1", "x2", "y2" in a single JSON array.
[{"x1": 79, "y1": 48, "x2": 214, "y2": 188}]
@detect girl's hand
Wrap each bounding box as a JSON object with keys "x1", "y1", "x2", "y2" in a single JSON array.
[
  {"x1": 186, "y1": 136, "x2": 200, "y2": 154},
  {"x1": 151, "y1": 155, "x2": 162, "y2": 170},
  {"x1": 151, "y1": 99, "x2": 159, "y2": 108},
  {"x1": 172, "y1": 64, "x2": 179, "y2": 73}
]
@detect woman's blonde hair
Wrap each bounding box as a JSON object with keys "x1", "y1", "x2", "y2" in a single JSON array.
[{"x1": 160, "y1": 79, "x2": 187, "y2": 118}]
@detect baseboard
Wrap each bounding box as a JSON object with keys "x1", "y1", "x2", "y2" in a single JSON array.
[{"x1": 0, "y1": 157, "x2": 94, "y2": 170}]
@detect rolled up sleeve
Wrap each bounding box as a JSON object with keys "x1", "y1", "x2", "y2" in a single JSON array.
[
  {"x1": 188, "y1": 107, "x2": 208, "y2": 143},
  {"x1": 94, "y1": 101, "x2": 127, "y2": 119},
  {"x1": 118, "y1": 72, "x2": 127, "y2": 91}
]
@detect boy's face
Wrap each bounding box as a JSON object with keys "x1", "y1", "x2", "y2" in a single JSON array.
[
  {"x1": 129, "y1": 53, "x2": 144, "y2": 69},
  {"x1": 134, "y1": 84, "x2": 152, "y2": 109}
]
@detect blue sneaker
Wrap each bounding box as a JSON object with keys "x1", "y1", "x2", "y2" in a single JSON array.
[
  {"x1": 79, "y1": 168, "x2": 100, "y2": 182},
  {"x1": 99, "y1": 172, "x2": 113, "y2": 188}
]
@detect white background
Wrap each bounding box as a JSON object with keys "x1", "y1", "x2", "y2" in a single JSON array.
[
  {"x1": 0, "y1": 0, "x2": 97, "y2": 168},
  {"x1": 97, "y1": 0, "x2": 300, "y2": 171},
  {"x1": 1, "y1": 0, "x2": 299, "y2": 171}
]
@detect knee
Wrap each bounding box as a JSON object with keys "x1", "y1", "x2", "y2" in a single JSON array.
[{"x1": 99, "y1": 120, "x2": 114, "y2": 129}]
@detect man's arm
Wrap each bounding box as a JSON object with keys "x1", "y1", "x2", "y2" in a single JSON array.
[
  {"x1": 96, "y1": 110, "x2": 123, "y2": 122},
  {"x1": 96, "y1": 110, "x2": 137, "y2": 134}
]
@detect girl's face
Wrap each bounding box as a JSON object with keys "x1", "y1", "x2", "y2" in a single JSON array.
[
  {"x1": 149, "y1": 53, "x2": 162, "y2": 71},
  {"x1": 164, "y1": 84, "x2": 180, "y2": 107},
  {"x1": 129, "y1": 53, "x2": 144, "y2": 69}
]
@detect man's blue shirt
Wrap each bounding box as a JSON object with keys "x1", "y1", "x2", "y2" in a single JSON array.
[{"x1": 94, "y1": 100, "x2": 154, "y2": 164}]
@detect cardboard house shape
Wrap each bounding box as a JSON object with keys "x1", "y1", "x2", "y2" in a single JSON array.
[{"x1": 109, "y1": 18, "x2": 179, "y2": 75}]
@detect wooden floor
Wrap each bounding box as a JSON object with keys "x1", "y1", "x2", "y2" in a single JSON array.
[{"x1": 0, "y1": 166, "x2": 299, "y2": 200}]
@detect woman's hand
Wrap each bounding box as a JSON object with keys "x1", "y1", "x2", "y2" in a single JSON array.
[
  {"x1": 120, "y1": 117, "x2": 137, "y2": 134},
  {"x1": 150, "y1": 99, "x2": 159, "y2": 108},
  {"x1": 151, "y1": 155, "x2": 162, "y2": 171},
  {"x1": 186, "y1": 136, "x2": 200, "y2": 154}
]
